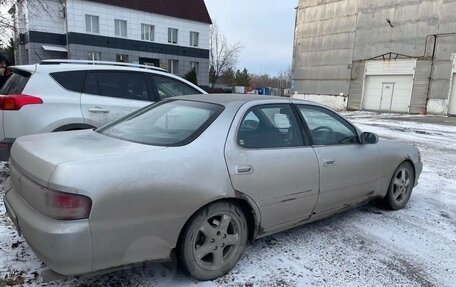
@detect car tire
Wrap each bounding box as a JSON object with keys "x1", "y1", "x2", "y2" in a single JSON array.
[
  {"x1": 382, "y1": 162, "x2": 415, "y2": 210},
  {"x1": 179, "y1": 201, "x2": 248, "y2": 281}
]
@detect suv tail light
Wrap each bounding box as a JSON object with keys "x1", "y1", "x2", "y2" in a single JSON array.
[
  {"x1": 0, "y1": 94, "x2": 43, "y2": 111},
  {"x1": 45, "y1": 189, "x2": 92, "y2": 220}
]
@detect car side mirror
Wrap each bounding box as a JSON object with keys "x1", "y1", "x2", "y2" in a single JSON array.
[{"x1": 360, "y1": 132, "x2": 379, "y2": 144}]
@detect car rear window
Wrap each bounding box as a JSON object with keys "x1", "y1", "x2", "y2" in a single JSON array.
[
  {"x1": 0, "y1": 70, "x2": 31, "y2": 95},
  {"x1": 98, "y1": 100, "x2": 224, "y2": 146},
  {"x1": 149, "y1": 74, "x2": 202, "y2": 100},
  {"x1": 50, "y1": 71, "x2": 86, "y2": 93}
]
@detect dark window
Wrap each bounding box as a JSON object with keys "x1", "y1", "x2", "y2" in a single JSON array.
[
  {"x1": 116, "y1": 54, "x2": 129, "y2": 63},
  {"x1": 150, "y1": 75, "x2": 200, "y2": 100},
  {"x1": 298, "y1": 105, "x2": 358, "y2": 145},
  {"x1": 84, "y1": 71, "x2": 150, "y2": 101},
  {"x1": 0, "y1": 70, "x2": 31, "y2": 95},
  {"x1": 51, "y1": 71, "x2": 86, "y2": 93},
  {"x1": 98, "y1": 100, "x2": 223, "y2": 146},
  {"x1": 238, "y1": 104, "x2": 304, "y2": 149},
  {"x1": 84, "y1": 72, "x2": 99, "y2": 95}
]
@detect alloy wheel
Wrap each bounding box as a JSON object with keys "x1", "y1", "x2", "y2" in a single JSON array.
[
  {"x1": 392, "y1": 167, "x2": 411, "y2": 205},
  {"x1": 193, "y1": 213, "x2": 241, "y2": 271}
]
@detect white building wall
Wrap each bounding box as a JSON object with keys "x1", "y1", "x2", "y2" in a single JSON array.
[
  {"x1": 22, "y1": 0, "x2": 66, "y2": 34},
  {"x1": 66, "y1": 0, "x2": 210, "y2": 50},
  {"x1": 292, "y1": 94, "x2": 349, "y2": 111}
]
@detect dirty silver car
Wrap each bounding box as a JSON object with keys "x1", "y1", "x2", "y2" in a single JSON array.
[{"x1": 3, "y1": 94, "x2": 422, "y2": 280}]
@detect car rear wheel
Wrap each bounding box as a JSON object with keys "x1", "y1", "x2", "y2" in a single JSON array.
[
  {"x1": 179, "y1": 201, "x2": 248, "y2": 280},
  {"x1": 382, "y1": 162, "x2": 415, "y2": 210}
]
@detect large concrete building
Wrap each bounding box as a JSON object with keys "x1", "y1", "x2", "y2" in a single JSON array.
[
  {"x1": 11, "y1": 0, "x2": 212, "y2": 87},
  {"x1": 292, "y1": 0, "x2": 456, "y2": 115}
]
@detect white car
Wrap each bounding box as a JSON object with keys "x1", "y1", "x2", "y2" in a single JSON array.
[{"x1": 0, "y1": 60, "x2": 206, "y2": 160}]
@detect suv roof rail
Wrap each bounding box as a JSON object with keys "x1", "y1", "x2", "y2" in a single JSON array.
[{"x1": 40, "y1": 59, "x2": 169, "y2": 73}]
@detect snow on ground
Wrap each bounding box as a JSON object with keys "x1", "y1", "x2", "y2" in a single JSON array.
[{"x1": 0, "y1": 112, "x2": 455, "y2": 287}]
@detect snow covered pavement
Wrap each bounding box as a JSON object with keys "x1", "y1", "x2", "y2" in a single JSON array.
[{"x1": 0, "y1": 112, "x2": 455, "y2": 287}]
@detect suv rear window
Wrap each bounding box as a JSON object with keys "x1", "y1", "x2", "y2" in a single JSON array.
[
  {"x1": 98, "y1": 100, "x2": 223, "y2": 146},
  {"x1": 0, "y1": 70, "x2": 31, "y2": 95},
  {"x1": 50, "y1": 71, "x2": 86, "y2": 93}
]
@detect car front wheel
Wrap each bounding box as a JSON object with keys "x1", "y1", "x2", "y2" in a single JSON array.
[
  {"x1": 383, "y1": 162, "x2": 415, "y2": 210},
  {"x1": 179, "y1": 201, "x2": 248, "y2": 280}
]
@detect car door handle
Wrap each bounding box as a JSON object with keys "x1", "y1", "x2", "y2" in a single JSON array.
[
  {"x1": 234, "y1": 165, "x2": 254, "y2": 175},
  {"x1": 89, "y1": 107, "x2": 110, "y2": 114},
  {"x1": 323, "y1": 159, "x2": 336, "y2": 167}
]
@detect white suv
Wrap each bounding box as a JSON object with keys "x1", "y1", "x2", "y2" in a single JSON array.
[{"x1": 0, "y1": 60, "x2": 207, "y2": 160}]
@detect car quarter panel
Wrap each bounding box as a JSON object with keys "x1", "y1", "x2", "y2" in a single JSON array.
[
  {"x1": 47, "y1": 106, "x2": 239, "y2": 272},
  {"x1": 3, "y1": 71, "x2": 85, "y2": 139}
]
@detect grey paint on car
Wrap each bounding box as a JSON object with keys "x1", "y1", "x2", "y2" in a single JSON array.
[{"x1": 3, "y1": 94, "x2": 423, "y2": 279}]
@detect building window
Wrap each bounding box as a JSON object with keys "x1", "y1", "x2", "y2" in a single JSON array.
[
  {"x1": 85, "y1": 15, "x2": 99, "y2": 33},
  {"x1": 87, "y1": 51, "x2": 101, "y2": 61},
  {"x1": 115, "y1": 19, "x2": 127, "y2": 37},
  {"x1": 168, "y1": 60, "x2": 179, "y2": 74},
  {"x1": 190, "y1": 31, "x2": 199, "y2": 47},
  {"x1": 168, "y1": 28, "x2": 178, "y2": 44},
  {"x1": 190, "y1": 61, "x2": 199, "y2": 73},
  {"x1": 141, "y1": 24, "x2": 155, "y2": 41},
  {"x1": 116, "y1": 54, "x2": 129, "y2": 63}
]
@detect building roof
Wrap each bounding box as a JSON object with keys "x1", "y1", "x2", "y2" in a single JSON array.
[{"x1": 88, "y1": 0, "x2": 212, "y2": 24}]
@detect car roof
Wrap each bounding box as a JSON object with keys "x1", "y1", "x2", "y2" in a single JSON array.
[
  {"x1": 174, "y1": 94, "x2": 319, "y2": 107},
  {"x1": 11, "y1": 63, "x2": 208, "y2": 94},
  {"x1": 28, "y1": 63, "x2": 168, "y2": 74}
]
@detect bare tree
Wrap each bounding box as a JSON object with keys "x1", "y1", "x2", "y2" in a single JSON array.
[
  {"x1": 0, "y1": 0, "x2": 53, "y2": 37},
  {"x1": 209, "y1": 23, "x2": 242, "y2": 89},
  {"x1": 0, "y1": 1, "x2": 14, "y2": 38}
]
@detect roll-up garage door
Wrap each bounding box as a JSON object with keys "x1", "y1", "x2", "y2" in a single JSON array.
[{"x1": 362, "y1": 60, "x2": 416, "y2": 113}]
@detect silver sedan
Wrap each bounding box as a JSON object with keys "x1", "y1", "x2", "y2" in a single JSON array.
[{"x1": 3, "y1": 94, "x2": 422, "y2": 280}]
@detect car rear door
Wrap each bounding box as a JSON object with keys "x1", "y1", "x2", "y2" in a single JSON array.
[
  {"x1": 81, "y1": 70, "x2": 153, "y2": 127},
  {"x1": 224, "y1": 101, "x2": 319, "y2": 232},
  {"x1": 296, "y1": 104, "x2": 381, "y2": 214}
]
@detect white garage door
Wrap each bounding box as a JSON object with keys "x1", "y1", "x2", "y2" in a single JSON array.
[
  {"x1": 362, "y1": 59, "x2": 416, "y2": 113},
  {"x1": 449, "y1": 74, "x2": 456, "y2": 115},
  {"x1": 363, "y1": 75, "x2": 414, "y2": 112}
]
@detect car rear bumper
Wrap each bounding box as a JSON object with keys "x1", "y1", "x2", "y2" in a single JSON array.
[
  {"x1": 0, "y1": 138, "x2": 14, "y2": 161},
  {"x1": 3, "y1": 179, "x2": 93, "y2": 275}
]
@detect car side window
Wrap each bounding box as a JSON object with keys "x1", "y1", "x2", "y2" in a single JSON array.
[
  {"x1": 238, "y1": 104, "x2": 304, "y2": 149},
  {"x1": 298, "y1": 105, "x2": 358, "y2": 145},
  {"x1": 83, "y1": 71, "x2": 150, "y2": 101},
  {"x1": 149, "y1": 75, "x2": 201, "y2": 100},
  {"x1": 50, "y1": 71, "x2": 86, "y2": 93}
]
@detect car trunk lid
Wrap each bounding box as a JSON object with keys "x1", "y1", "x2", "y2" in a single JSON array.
[{"x1": 10, "y1": 129, "x2": 165, "y2": 188}]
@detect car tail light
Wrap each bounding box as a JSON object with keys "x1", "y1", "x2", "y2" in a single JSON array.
[
  {"x1": 45, "y1": 189, "x2": 92, "y2": 220},
  {"x1": 0, "y1": 94, "x2": 43, "y2": 110}
]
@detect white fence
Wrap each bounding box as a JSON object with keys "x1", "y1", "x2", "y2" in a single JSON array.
[{"x1": 292, "y1": 94, "x2": 348, "y2": 111}]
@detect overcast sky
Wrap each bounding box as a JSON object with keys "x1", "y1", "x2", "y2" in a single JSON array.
[{"x1": 204, "y1": 0, "x2": 297, "y2": 75}]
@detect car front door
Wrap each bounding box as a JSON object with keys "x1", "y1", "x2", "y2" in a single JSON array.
[
  {"x1": 225, "y1": 102, "x2": 320, "y2": 232},
  {"x1": 296, "y1": 104, "x2": 381, "y2": 214},
  {"x1": 81, "y1": 70, "x2": 153, "y2": 127}
]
